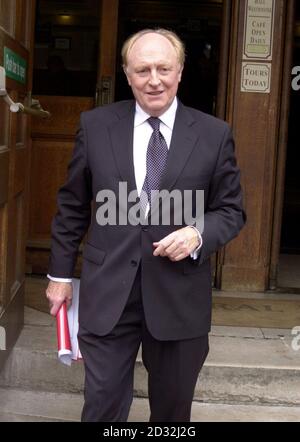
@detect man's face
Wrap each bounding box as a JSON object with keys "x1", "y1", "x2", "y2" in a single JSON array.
[{"x1": 124, "y1": 33, "x2": 183, "y2": 116}]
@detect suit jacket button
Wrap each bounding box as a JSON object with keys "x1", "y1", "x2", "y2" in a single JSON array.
[{"x1": 131, "y1": 260, "x2": 138, "y2": 267}]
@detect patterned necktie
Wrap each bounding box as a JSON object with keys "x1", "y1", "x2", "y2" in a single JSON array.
[{"x1": 140, "y1": 117, "x2": 169, "y2": 216}]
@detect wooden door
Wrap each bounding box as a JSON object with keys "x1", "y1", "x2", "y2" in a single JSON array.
[
  {"x1": 0, "y1": 0, "x2": 36, "y2": 370},
  {"x1": 27, "y1": 0, "x2": 119, "y2": 278},
  {"x1": 219, "y1": 0, "x2": 293, "y2": 292}
]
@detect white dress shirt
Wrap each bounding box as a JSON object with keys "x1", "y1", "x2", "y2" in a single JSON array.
[
  {"x1": 48, "y1": 98, "x2": 201, "y2": 283},
  {"x1": 133, "y1": 98, "x2": 176, "y2": 196}
]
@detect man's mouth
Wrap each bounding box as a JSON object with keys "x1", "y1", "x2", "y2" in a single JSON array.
[{"x1": 147, "y1": 91, "x2": 164, "y2": 96}]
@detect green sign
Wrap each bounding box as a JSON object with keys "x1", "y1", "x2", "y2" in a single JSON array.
[{"x1": 4, "y1": 47, "x2": 27, "y2": 85}]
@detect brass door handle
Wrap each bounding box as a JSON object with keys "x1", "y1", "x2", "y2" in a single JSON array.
[{"x1": 0, "y1": 66, "x2": 51, "y2": 118}]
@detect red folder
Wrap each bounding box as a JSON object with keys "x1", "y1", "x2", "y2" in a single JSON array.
[
  {"x1": 56, "y1": 302, "x2": 72, "y2": 363},
  {"x1": 56, "y1": 278, "x2": 82, "y2": 366}
]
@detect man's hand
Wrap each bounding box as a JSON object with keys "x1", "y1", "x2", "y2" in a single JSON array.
[
  {"x1": 153, "y1": 226, "x2": 200, "y2": 261},
  {"x1": 46, "y1": 281, "x2": 73, "y2": 317}
]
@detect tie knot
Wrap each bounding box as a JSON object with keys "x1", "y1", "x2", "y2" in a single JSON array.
[{"x1": 148, "y1": 117, "x2": 160, "y2": 131}]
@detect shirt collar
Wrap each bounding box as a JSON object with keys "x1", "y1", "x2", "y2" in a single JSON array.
[{"x1": 134, "y1": 97, "x2": 178, "y2": 130}]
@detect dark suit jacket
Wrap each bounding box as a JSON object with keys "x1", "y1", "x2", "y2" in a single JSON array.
[{"x1": 49, "y1": 100, "x2": 246, "y2": 340}]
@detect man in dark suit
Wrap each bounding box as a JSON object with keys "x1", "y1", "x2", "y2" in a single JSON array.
[{"x1": 46, "y1": 28, "x2": 245, "y2": 422}]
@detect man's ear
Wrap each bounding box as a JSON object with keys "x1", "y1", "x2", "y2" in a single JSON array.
[
  {"x1": 178, "y1": 65, "x2": 184, "y2": 83},
  {"x1": 123, "y1": 65, "x2": 131, "y2": 86}
]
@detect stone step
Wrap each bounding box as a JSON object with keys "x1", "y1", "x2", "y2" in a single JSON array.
[
  {"x1": 0, "y1": 387, "x2": 299, "y2": 422},
  {"x1": 1, "y1": 308, "x2": 300, "y2": 406}
]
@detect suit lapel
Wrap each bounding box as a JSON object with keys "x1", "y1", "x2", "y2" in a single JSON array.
[
  {"x1": 108, "y1": 101, "x2": 137, "y2": 194},
  {"x1": 160, "y1": 102, "x2": 198, "y2": 192}
]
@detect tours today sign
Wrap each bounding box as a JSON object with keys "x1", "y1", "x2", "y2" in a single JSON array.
[{"x1": 241, "y1": 62, "x2": 271, "y2": 93}]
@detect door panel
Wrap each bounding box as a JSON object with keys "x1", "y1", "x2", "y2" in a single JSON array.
[
  {"x1": 0, "y1": 0, "x2": 36, "y2": 369},
  {"x1": 31, "y1": 96, "x2": 94, "y2": 138},
  {"x1": 0, "y1": 0, "x2": 16, "y2": 35}
]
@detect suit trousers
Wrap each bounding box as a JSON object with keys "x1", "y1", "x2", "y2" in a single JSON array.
[{"x1": 78, "y1": 265, "x2": 209, "y2": 422}]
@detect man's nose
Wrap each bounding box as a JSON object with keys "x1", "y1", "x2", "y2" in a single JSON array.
[{"x1": 149, "y1": 69, "x2": 161, "y2": 86}]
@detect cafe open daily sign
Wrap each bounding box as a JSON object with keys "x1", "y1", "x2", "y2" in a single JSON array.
[{"x1": 4, "y1": 47, "x2": 27, "y2": 85}]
